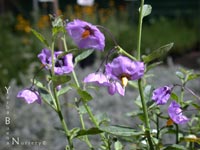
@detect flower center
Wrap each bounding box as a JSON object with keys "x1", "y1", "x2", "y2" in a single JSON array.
[
  {"x1": 120, "y1": 73, "x2": 131, "y2": 87},
  {"x1": 82, "y1": 26, "x2": 94, "y2": 38},
  {"x1": 121, "y1": 77, "x2": 128, "y2": 88},
  {"x1": 55, "y1": 58, "x2": 65, "y2": 67}
]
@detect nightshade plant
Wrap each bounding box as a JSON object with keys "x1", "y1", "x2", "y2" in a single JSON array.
[{"x1": 16, "y1": 1, "x2": 200, "y2": 150}]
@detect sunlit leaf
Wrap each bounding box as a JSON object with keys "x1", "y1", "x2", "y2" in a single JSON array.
[
  {"x1": 38, "y1": 88, "x2": 54, "y2": 108},
  {"x1": 146, "y1": 61, "x2": 162, "y2": 72},
  {"x1": 163, "y1": 144, "x2": 187, "y2": 150},
  {"x1": 74, "y1": 49, "x2": 94, "y2": 65},
  {"x1": 139, "y1": 4, "x2": 152, "y2": 18},
  {"x1": 57, "y1": 86, "x2": 72, "y2": 97},
  {"x1": 31, "y1": 29, "x2": 49, "y2": 47},
  {"x1": 142, "y1": 43, "x2": 174, "y2": 63},
  {"x1": 76, "y1": 127, "x2": 102, "y2": 137},
  {"x1": 77, "y1": 89, "x2": 93, "y2": 102},
  {"x1": 114, "y1": 141, "x2": 123, "y2": 150},
  {"x1": 170, "y1": 92, "x2": 179, "y2": 102},
  {"x1": 187, "y1": 73, "x2": 200, "y2": 81},
  {"x1": 69, "y1": 128, "x2": 80, "y2": 140},
  {"x1": 51, "y1": 75, "x2": 71, "y2": 86},
  {"x1": 175, "y1": 71, "x2": 184, "y2": 79},
  {"x1": 100, "y1": 125, "x2": 144, "y2": 137}
]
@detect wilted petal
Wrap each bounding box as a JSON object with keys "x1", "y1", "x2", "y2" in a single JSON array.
[
  {"x1": 17, "y1": 89, "x2": 41, "y2": 104},
  {"x1": 152, "y1": 86, "x2": 172, "y2": 105},
  {"x1": 168, "y1": 101, "x2": 189, "y2": 124}
]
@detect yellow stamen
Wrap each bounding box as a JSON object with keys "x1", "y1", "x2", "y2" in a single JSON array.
[
  {"x1": 166, "y1": 118, "x2": 174, "y2": 126},
  {"x1": 121, "y1": 77, "x2": 128, "y2": 88},
  {"x1": 82, "y1": 30, "x2": 90, "y2": 38}
]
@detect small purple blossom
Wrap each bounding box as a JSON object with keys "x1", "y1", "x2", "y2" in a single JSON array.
[
  {"x1": 152, "y1": 86, "x2": 172, "y2": 105},
  {"x1": 105, "y1": 56, "x2": 145, "y2": 87},
  {"x1": 168, "y1": 101, "x2": 189, "y2": 124},
  {"x1": 17, "y1": 88, "x2": 41, "y2": 104},
  {"x1": 38, "y1": 48, "x2": 74, "y2": 75},
  {"x1": 83, "y1": 72, "x2": 125, "y2": 96},
  {"x1": 66, "y1": 19, "x2": 105, "y2": 51}
]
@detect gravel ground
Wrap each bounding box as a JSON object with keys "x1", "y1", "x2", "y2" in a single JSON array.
[{"x1": 0, "y1": 60, "x2": 199, "y2": 150}]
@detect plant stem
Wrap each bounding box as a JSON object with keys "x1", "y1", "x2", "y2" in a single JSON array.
[
  {"x1": 50, "y1": 40, "x2": 74, "y2": 149},
  {"x1": 71, "y1": 67, "x2": 110, "y2": 149},
  {"x1": 175, "y1": 123, "x2": 179, "y2": 144},
  {"x1": 136, "y1": 0, "x2": 154, "y2": 149},
  {"x1": 78, "y1": 109, "x2": 93, "y2": 148},
  {"x1": 54, "y1": 88, "x2": 74, "y2": 149},
  {"x1": 62, "y1": 33, "x2": 93, "y2": 148},
  {"x1": 136, "y1": 0, "x2": 144, "y2": 60},
  {"x1": 116, "y1": 46, "x2": 137, "y2": 61},
  {"x1": 138, "y1": 79, "x2": 154, "y2": 149},
  {"x1": 180, "y1": 87, "x2": 184, "y2": 106}
]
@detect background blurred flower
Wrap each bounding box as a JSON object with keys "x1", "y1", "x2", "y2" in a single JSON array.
[
  {"x1": 66, "y1": 19, "x2": 105, "y2": 51},
  {"x1": 152, "y1": 86, "x2": 172, "y2": 105},
  {"x1": 17, "y1": 88, "x2": 41, "y2": 104},
  {"x1": 38, "y1": 49, "x2": 74, "y2": 75},
  {"x1": 77, "y1": 0, "x2": 94, "y2": 6},
  {"x1": 168, "y1": 101, "x2": 189, "y2": 124}
]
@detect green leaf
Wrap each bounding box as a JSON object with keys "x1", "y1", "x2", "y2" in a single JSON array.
[
  {"x1": 57, "y1": 49, "x2": 78, "y2": 59},
  {"x1": 139, "y1": 4, "x2": 152, "y2": 18},
  {"x1": 77, "y1": 89, "x2": 93, "y2": 102},
  {"x1": 170, "y1": 92, "x2": 179, "y2": 102},
  {"x1": 100, "y1": 125, "x2": 143, "y2": 137},
  {"x1": 31, "y1": 29, "x2": 49, "y2": 47},
  {"x1": 144, "y1": 85, "x2": 152, "y2": 101},
  {"x1": 114, "y1": 141, "x2": 123, "y2": 150},
  {"x1": 51, "y1": 75, "x2": 71, "y2": 86},
  {"x1": 74, "y1": 49, "x2": 94, "y2": 65},
  {"x1": 52, "y1": 26, "x2": 65, "y2": 36},
  {"x1": 126, "y1": 110, "x2": 144, "y2": 118},
  {"x1": 181, "y1": 135, "x2": 200, "y2": 144},
  {"x1": 95, "y1": 113, "x2": 110, "y2": 126},
  {"x1": 32, "y1": 79, "x2": 47, "y2": 91},
  {"x1": 191, "y1": 103, "x2": 200, "y2": 109},
  {"x1": 187, "y1": 73, "x2": 200, "y2": 81},
  {"x1": 57, "y1": 86, "x2": 72, "y2": 97},
  {"x1": 142, "y1": 43, "x2": 174, "y2": 63},
  {"x1": 50, "y1": 14, "x2": 63, "y2": 27},
  {"x1": 175, "y1": 71, "x2": 185, "y2": 79},
  {"x1": 38, "y1": 88, "x2": 54, "y2": 107},
  {"x1": 146, "y1": 61, "x2": 163, "y2": 72},
  {"x1": 69, "y1": 128, "x2": 80, "y2": 140},
  {"x1": 163, "y1": 144, "x2": 186, "y2": 150},
  {"x1": 128, "y1": 81, "x2": 138, "y2": 88},
  {"x1": 77, "y1": 105, "x2": 87, "y2": 115},
  {"x1": 76, "y1": 127, "x2": 102, "y2": 137}
]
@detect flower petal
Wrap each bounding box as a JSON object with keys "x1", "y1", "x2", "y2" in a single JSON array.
[
  {"x1": 17, "y1": 89, "x2": 41, "y2": 104},
  {"x1": 168, "y1": 101, "x2": 189, "y2": 124}
]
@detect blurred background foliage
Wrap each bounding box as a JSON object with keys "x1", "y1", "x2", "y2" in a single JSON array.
[{"x1": 0, "y1": 0, "x2": 199, "y2": 92}]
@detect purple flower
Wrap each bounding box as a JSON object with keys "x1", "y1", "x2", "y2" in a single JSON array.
[
  {"x1": 38, "y1": 48, "x2": 74, "y2": 75},
  {"x1": 17, "y1": 88, "x2": 41, "y2": 104},
  {"x1": 168, "y1": 101, "x2": 189, "y2": 124},
  {"x1": 66, "y1": 19, "x2": 105, "y2": 51},
  {"x1": 152, "y1": 86, "x2": 172, "y2": 105},
  {"x1": 83, "y1": 72, "x2": 125, "y2": 96},
  {"x1": 105, "y1": 56, "x2": 145, "y2": 87}
]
